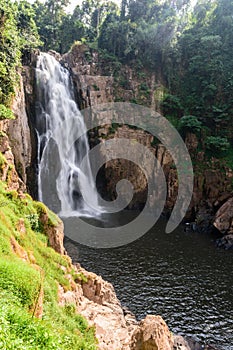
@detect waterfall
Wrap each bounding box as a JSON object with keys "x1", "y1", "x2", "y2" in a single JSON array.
[{"x1": 35, "y1": 53, "x2": 101, "y2": 217}]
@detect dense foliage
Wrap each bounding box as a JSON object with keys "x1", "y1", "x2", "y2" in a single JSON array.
[
  {"x1": 0, "y1": 0, "x2": 40, "y2": 120},
  {"x1": 1, "y1": 0, "x2": 233, "y2": 148},
  {"x1": 167, "y1": 0, "x2": 233, "y2": 142},
  {"x1": 20, "y1": 0, "x2": 232, "y2": 159}
]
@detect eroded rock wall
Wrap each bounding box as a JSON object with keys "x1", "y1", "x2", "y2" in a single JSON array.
[
  {"x1": 0, "y1": 66, "x2": 36, "y2": 193},
  {"x1": 0, "y1": 72, "x2": 33, "y2": 192},
  {"x1": 61, "y1": 44, "x2": 233, "y2": 226},
  {"x1": 9, "y1": 73, "x2": 32, "y2": 185},
  {"x1": 6, "y1": 46, "x2": 231, "y2": 241}
]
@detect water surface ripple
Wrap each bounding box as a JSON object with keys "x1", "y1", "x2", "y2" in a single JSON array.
[{"x1": 65, "y1": 217, "x2": 233, "y2": 349}]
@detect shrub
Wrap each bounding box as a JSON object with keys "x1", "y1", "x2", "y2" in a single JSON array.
[
  {"x1": 178, "y1": 115, "x2": 202, "y2": 132},
  {"x1": 205, "y1": 136, "x2": 230, "y2": 154},
  {"x1": 92, "y1": 84, "x2": 100, "y2": 91},
  {"x1": 25, "y1": 213, "x2": 41, "y2": 232},
  {"x1": 0, "y1": 105, "x2": 15, "y2": 120},
  {"x1": 140, "y1": 82, "x2": 149, "y2": 91},
  {"x1": 162, "y1": 94, "x2": 183, "y2": 118}
]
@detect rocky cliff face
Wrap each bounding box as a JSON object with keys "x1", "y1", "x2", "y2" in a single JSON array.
[
  {"x1": 0, "y1": 72, "x2": 32, "y2": 192},
  {"x1": 2, "y1": 50, "x2": 40, "y2": 198},
  {"x1": 0, "y1": 50, "x2": 192, "y2": 350},
  {"x1": 2, "y1": 44, "x2": 232, "y2": 242},
  {"x1": 2, "y1": 45, "x2": 232, "y2": 244},
  {"x1": 0, "y1": 129, "x2": 25, "y2": 192},
  {"x1": 61, "y1": 44, "x2": 233, "y2": 230},
  {"x1": 11, "y1": 45, "x2": 232, "y2": 238},
  {"x1": 9, "y1": 73, "x2": 32, "y2": 185}
]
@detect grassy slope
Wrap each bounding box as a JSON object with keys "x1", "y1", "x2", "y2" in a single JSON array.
[{"x1": 0, "y1": 157, "x2": 97, "y2": 349}]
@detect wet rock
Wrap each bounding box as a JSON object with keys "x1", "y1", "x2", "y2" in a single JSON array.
[
  {"x1": 194, "y1": 208, "x2": 214, "y2": 233},
  {"x1": 47, "y1": 50, "x2": 61, "y2": 61},
  {"x1": 123, "y1": 306, "x2": 138, "y2": 326},
  {"x1": 216, "y1": 234, "x2": 233, "y2": 250},
  {"x1": 213, "y1": 198, "x2": 233, "y2": 235},
  {"x1": 173, "y1": 335, "x2": 191, "y2": 350},
  {"x1": 185, "y1": 337, "x2": 219, "y2": 350}
]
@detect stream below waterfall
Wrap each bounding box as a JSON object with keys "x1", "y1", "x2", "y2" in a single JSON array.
[{"x1": 64, "y1": 215, "x2": 233, "y2": 350}]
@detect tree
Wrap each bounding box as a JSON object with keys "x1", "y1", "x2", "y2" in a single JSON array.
[
  {"x1": 59, "y1": 11, "x2": 86, "y2": 53},
  {"x1": 120, "y1": 0, "x2": 128, "y2": 20},
  {"x1": 0, "y1": 0, "x2": 42, "y2": 108},
  {"x1": 178, "y1": 115, "x2": 202, "y2": 133},
  {"x1": 33, "y1": 0, "x2": 70, "y2": 51},
  {"x1": 165, "y1": 0, "x2": 233, "y2": 136},
  {"x1": 0, "y1": 0, "x2": 21, "y2": 106},
  {"x1": 205, "y1": 136, "x2": 230, "y2": 155},
  {"x1": 98, "y1": 14, "x2": 137, "y2": 62},
  {"x1": 16, "y1": 1, "x2": 41, "y2": 50}
]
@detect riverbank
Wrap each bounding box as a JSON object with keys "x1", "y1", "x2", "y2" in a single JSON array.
[
  {"x1": 0, "y1": 174, "x2": 185, "y2": 349},
  {"x1": 64, "y1": 215, "x2": 233, "y2": 350}
]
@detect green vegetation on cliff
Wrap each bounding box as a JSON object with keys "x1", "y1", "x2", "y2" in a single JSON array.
[
  {"x1": 0, "y1": 178, "x2": 97, "y2": 349},
  {"x1": 24, "y1": 0, "x2": 233, "y2": 162},
  {"x1": 0, "y1": 0, "x2": 41, "y2": 121},
  {"x1": 1, "y1": 0, "x2": 233, "y2": 161}
]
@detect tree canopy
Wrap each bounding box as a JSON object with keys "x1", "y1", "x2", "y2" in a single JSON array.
[
  {"x1": 1, "y1": 0, "x2": 233, "y2": 158},
  {"x1": 0, "y1": 0, "x2": 40, "y2": 114}
]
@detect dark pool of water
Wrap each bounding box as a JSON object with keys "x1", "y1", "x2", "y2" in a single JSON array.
[{"x1": 64, "y1": 215, "x2": 233, "y2": 349}]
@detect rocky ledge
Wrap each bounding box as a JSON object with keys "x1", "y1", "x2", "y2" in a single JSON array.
[
  {"x1": 214, "y1": 197, "x2": 233, "y2": 250},
  {"x1": 58, "y1": 263, "x2": 175, "y2": 350},
  {"x1": 56, "y1": 233, "x2": 177, "y2": 350},
  {"x1": 36, "y1": 212, "x2": 196, "y2": 350}
]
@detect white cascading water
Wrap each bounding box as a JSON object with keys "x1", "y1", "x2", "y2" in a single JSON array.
[{"x1": 35, "y1": 53, "x2": 101, "y2": 217}]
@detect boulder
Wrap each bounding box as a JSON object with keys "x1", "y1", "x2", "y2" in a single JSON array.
[
  {"x1": 173, "y1": 335, "x2": 191, "y2": 350},
  {"x1": 58, "y1": 265, "x2": 139, "y2": 350},
  {"x1": 213, "y1": 197, "x2": 233, "y2": 235},
  {"x1": 132, "y1": 315, "x2": 174, "y2": 350},
  {"x1": 216, "y1": 234, "x2": 233, "y2": 250}
]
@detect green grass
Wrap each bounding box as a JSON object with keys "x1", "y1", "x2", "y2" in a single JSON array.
[
  {"x1": 0, "y1": 290, "x2": 96, "y2": 350},
  {"x1": 0, "y1": 257, "x2": 41, "y2": 308},
  {"x1": 0, "y1": 180, "x2": 97, "y2": 349}
]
